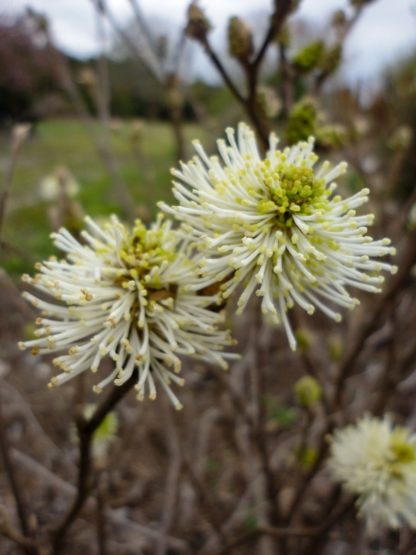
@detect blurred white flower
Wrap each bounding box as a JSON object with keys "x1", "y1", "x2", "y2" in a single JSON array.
[
  {"x1": 19, "y1": 215, "x2": 236, "y2": 409},
  {"x1": 40, "y1": 167, "x2": 80, "y2": 202},
  {"x1": 161, "y1": 123, "x2": 397, "y2": 349},
  {"x1": 328, "y1": 416, "x2": 416, "y2": 533},
  {"x1": 408, "y1": 202, "x2": 416, "y2": 231}
]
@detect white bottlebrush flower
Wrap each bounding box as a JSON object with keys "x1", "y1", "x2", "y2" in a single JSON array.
[
  {"x1": 19, "y1": 215, "x2": 237, "y2": 409},
  {"x1": 328, "y1": 416, "x2": 416, "y2": 533},
  {"x1": 160, "y1": 123, "x2": 397, "y2": 350}
]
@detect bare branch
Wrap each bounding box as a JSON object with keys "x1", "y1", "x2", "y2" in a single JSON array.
[
  {"x1": 50, "y1": 374, "x2": 137, "y2": 554},
  {"x1": 0, "y1": 397, "x2": 32, "y2": 545}
]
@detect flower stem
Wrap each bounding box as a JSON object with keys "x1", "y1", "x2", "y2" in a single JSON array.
[{"x1": 50, "y1": 373, "x2": 137, "y2": 554}]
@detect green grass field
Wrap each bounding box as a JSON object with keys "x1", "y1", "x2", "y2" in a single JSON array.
[{"x1": 0, "y1": 118, "x2": 207, "y2": 275}]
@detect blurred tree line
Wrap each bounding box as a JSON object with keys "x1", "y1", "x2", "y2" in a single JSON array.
[
  {"x1": 0, "y1": 10, "x2": 232, "y2": 125},
  {"x1": 2, "y1": 6, "x2": 415, "y2": 142}
]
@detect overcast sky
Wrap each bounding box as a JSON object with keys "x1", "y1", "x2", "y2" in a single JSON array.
[{"x1": 1, "y1": 0, "x2": 416, "y2": 85}]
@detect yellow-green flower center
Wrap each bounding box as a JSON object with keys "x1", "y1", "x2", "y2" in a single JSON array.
[
  {"x1": 119, "y1": 219, "x2": 175, "y2": 289},
  {"x1": 256, "y1": 157, "x2": 327, "y2": 226},
  {"x1": 389, "y1": 430, "x2": 416, "y2": 465}
]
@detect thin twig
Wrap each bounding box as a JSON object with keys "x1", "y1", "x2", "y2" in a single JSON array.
[
  {"x1": 332, "y1": 231, "x2": 416, "y2": 409},
  {"x1": 12, "y1": 448, "x2": 187, "y2": 551},
  {"x1": 249, "y1": 318, "x2": 280, "y2": 529},
  {"x1": 200, "y1": 36, "x2": 245, "y2": 105},
  {"x1": 0, "y1": 397, "x2": 32, "y2": 544},
  {"x1": 95, "y1": 474, "x2": 108, "y2": 555},
  {"x1": 214, "y1": 524, "x2": 319, "y2": 555},
  {"x1": 251, "y1": 0, "x2": 293, "y2": 72},
  {"x1": 50, "y1": 374, "x2": 137, "y2": 554},
  {"x1": 94, "y1": 0, "x2": 163, "y2": 84},
  {"x1": 299, "y1": 496, "x2": 356, "y2": 555},
  {"x1": 128, "y1": 0, "x2": 159, "y2": 64},
  {"x1": 156, "y1": 399, "x2": 182, "y2": 555},
  {"x1": 0, "y1": 506, "x2": 38, "y2": 553},
  {"x1": 93, "y1": 0, "x2": 111, "y2": 126},
  {"x1": 278, "y1": 42, "x2": 295, "y2": 115},
  {"x1": 184, "y1": 460, "x2": 230, "y2": 551}
]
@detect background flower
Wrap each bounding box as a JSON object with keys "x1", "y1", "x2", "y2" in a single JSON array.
[{"x1": 328, "y1": 416, "x2": 416, "y2": 533}]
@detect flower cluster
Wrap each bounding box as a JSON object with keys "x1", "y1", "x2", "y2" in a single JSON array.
[
  {"x1": 21, "y1": 122, "x2": 397, "y2": 405},
  {"x1": 19, "y1": 215, "x2": 236, "y2": 409},
  {"x1": 161, "y1": 123, "x2": 397, "y2": 349},
  {"x1": 328, "y1": 416, "x2": 416, "y2": 532}
]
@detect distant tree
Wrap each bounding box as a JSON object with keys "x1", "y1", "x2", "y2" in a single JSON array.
[{"x1": 0, "y1": 14, "x2": 62, "y2": 124}]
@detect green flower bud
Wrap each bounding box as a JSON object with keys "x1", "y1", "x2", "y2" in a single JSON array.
[
  {"x1": 407, "y1": 203, "x2": 416, "y2": 231},
  {"x1": 316, "y1": 124, "x2": 347, "y2": 149},
  {"x1": 319, "y1": 44, "x2": 343, "y2": 76},
  {"x1": 295, "y1": 445, "x2": 318, "y2": 469},
  {"x1": 331, "y1": 9, "x2": 347, "y2": 28},
  {"x1": 186, "y1": 2, "x2": 211, "y2": 41},
  {"x1": 388, "y1": 126, "x2": 413, "y2": 151},
  {"x1": 294, "y1": 376, "x2": 322, "y2": 408},
  {"x1": 293, "y1": 41, "x2": 325, "y2": 73},
  {"x1": 285, "y1": 97, "x2": 317, "y2": 145},
  {"x1": 228, "y1": 16, "x2": 253, "y2": 62},
  {"x1": 295, "y1": 328, "x2": 312, "y2": 352},
  {"x1": 327, "y1": 335, "x2": 343, "y2": 362}
]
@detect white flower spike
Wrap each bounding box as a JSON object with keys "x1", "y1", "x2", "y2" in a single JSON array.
[
  {"x1": 160, "y1": 123, "x2": 397, "y2": 350},
  {"x1": 328, "y1": 416, "x2": 416, "y2": 533},
  {"x1": 19, "y1": 215, "x2": 237, "y2": 409}
]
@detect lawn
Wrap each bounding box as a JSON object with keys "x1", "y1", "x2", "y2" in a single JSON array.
[{"x1": 0, "y1": 118, "x2": 207, "y2": 275}]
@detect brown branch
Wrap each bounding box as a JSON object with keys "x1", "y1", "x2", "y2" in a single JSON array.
[
  {"x1": 332, "y1": 231, "x2": 416, "y2": 410},
  {"x1": 211, "y1": 366, "x2": 253, "y2": 426},
  {"x1": 93, "y1": 0, "x2": 112, "y2": 126},
  {"x1": 278, "y1": 42, "x2": 295, "y2": 115},
  {"x1": 249, "y1": 317, "x2": 281, "y2": 529},
  {"x1": 299, "y1": 496, "x2": 356, "y2": 555},
  {"x1": 156, "y1": 400, "x2": 182, "y2": 555},
  {"x1": 95, "y1": 475, "x2": 108, "y2": 555},
  {"x1": 94, "y1": 0, "x2": 163, "y2": 84},
  {"x1": 50, "y1": 374, "x2": 137, "y2": 554},
  {"x1": 284, "y1": 426, "x2": 331, "y2": 524},
  {"x1": 200, "y1": 35, "x2": 270, "y2": 147},
  {"x1": 0, "y1": 507, "x2": 38, "y2": 553},
  {"x1": 184, "y1": 461, "x2": 230, "y2": 551},
  {"x1": 215, "y1": 524, "x2": 319, "y2": 555},
  {"x1": 251, "y1": 0, "x2": 292, "y2": 73},
  {"x1": 0, "y1": 397, "x2": 36, "y2": 554},
  {"x1": 198, "y1": 2, "x2": 293, "y2": 149},
  {"x1": 11, "y1": 447, "x2": 187, "y2": 551},
  {"x1": 200, "y1": 36, "x2": 245, "y2": 105},
  {"x1": 127, "y1": 0, "x2": 160, "y2": 64},
  {"x1": 313, "y1": 5, "x2": 364, "y2": 94}
]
